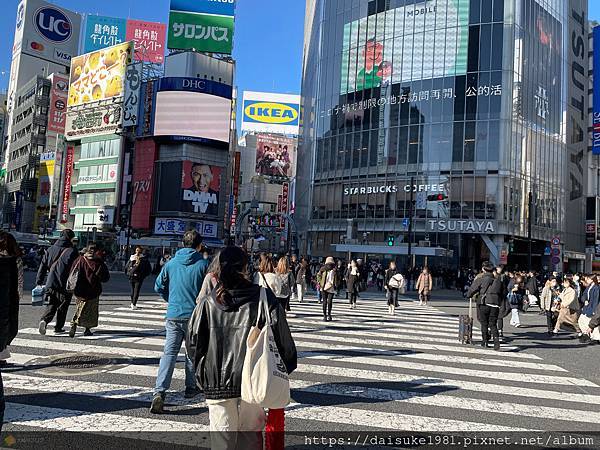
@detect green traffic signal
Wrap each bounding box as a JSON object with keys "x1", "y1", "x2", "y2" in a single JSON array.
[{"x1": 387, "y1": 236, "x2": 395, "y2": 247}]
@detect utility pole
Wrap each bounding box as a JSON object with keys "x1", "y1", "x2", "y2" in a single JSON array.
[{"x1": 527, "y1": 191, "x2": 533, "y2": 269}]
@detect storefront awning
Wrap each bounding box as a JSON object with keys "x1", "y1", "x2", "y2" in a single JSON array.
[{"x1": 331, "y1": 244, "x2": 450, "y2": 257}]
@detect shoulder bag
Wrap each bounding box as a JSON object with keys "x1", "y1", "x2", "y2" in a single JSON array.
[{"x1": 241, "y1": 287, "x2": 291, "y2": 408}]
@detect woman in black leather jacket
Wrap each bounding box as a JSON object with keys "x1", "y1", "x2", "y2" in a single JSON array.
[{"x1": 187, "y1": 246, "x2": 297, "y2": 446}]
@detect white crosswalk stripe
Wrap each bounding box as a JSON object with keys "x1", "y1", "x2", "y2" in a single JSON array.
[{"x1": 4, "y1": 292, "x2": 600, "y2": 444}]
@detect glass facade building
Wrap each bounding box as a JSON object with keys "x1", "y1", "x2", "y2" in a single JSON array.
[{"x1": 298, "y1": 0, "x2": 588, "y2": 270}]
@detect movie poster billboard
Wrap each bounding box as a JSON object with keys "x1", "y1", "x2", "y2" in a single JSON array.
[
  {"x1": 340, "y1": 0, "x2": 469, "y2": 95},
  {"x1": 47, "y1": 73, "x2": 69, "y2": 134},
  {"x1": 126, "y1": 19, "x2": 167, "y2": 64},
  {"x1": 67, "y1": 41, "x2": 133, "y2": 107},
  {"x1": 255, "y1": 134, "x2": 296, "y2": 178},
  {"x1": 181, "y1": 161, "x2": 222, "y2": 216},
  {"x1": 520, "y1": 0, "x2": 562, "y2": 134}
]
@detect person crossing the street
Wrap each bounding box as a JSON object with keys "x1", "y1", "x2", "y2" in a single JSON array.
[
  {"x1": 384, "y1": 261, "x2": 404, "y2": 315},
  {"x1": 125, "y1": 246, "x2": 153, "y2": 310},
  {"x1": 37, "y1": 229, "x2": 80, "y2": 336},
  {"x1": 345, "y1": 260, "x2": 360, "y2": 310},
  {"x1": 150, "y1": 230, "x2": 209, "y2": 414},
  {"x1": 320, "y1": 257, "x2": 338, "y2": 321},
  {"x1": 416, "y1": 267, "x2": 433, "y2": 306},
  {"x1": 68, "y1": 244, "x2": 110, "y2": 338},
  {"x1": 552, "y1": 278, "x2": 582, "y2": 337}
]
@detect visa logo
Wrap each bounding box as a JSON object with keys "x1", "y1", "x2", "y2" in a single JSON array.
[
  {"x1": 244, "y1": 101, "x2": 299, "y2": 125},
  {"x1": 54, "y1": 49, "x2": 72, "y2": 61}
]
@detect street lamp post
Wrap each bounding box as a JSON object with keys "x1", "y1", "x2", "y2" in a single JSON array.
[
  {"x1": 528, "y1": 191, "x2": 533, "y2": 269},
  {"x1": 407, "y1": 176, "x2": 415, "y2": 288}
]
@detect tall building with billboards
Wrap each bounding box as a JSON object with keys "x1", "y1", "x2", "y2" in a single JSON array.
[
  {"x1": 299, "y1": 0, "x2": 589, "y2": 271},
  {"x1": 3, "y1": 0, "x2": 81, "y2": 231}
]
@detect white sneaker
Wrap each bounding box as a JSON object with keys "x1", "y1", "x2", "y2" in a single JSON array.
[{"x1": 130, "y1": 303, "x2": 137, "y2": 310}]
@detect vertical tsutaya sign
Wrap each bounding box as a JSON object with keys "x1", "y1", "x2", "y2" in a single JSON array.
[
  {"x1": 47, "y1": 73, "x2": 68, "y2": 134},
  {"x1": 125, "y1": 19, "x2": 167, "y2": 64},
  {"x1": 84, "y1": 15, "x2": 127, "y2": 53},
  {"x1": 60, "y1": 145, "x2": 74, "y2": 223},
  {"x1": 168, "y1": 0, "x2": 235, "y2": 54},
  {"x1": 566, "y1": 0, "x2": 587, "y2": 252},
  {"x1": 123, "y1": 62, "x2": 142, "y2": 127},
  {"x1": 593, "y1": 26, "x2": 600, "y2": 154}
]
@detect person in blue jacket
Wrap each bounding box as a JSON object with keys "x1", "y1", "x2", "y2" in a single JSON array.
[{"x1": 150, "y1": 230, "x2": 209, "y2": 414}]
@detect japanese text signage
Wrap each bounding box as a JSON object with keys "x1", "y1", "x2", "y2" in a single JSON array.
[
  {"x1": 123, "y1": 63, "x2": 142, "y2": 127},
  {"x1": 168, "y1": 0, "x2": 235, "y2": 54},
  {"x1": 84, "y1": 15, "x2": 127, "y2": 53},
  {"x1": 593, "y1": 26, "x2": 600, "y2": 154},
  {"x1": 65, "y1": 104, "x2": 123, "y2": 140},
  {"x1": 126, "y1": 19, "x2": 167, "y2": 64},
  {"x1": 60, "y1": 145, "x2": 74, "y2": 223},
  {"x1": 47, "y1": 73, "x2": 69, "y2": 134},
  {"x1": 154, "y1": 218, "x2": 218, "y2": 238}
]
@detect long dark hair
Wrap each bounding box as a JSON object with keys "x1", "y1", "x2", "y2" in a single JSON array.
[
  {"x1": 0, "y1": 231, "x2": 22, "y2": 257},
  {"x1": 214, "y1": 246, "x2": 251, "y2": 305}
]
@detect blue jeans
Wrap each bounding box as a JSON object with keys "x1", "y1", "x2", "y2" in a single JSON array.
[{"x1": 154, "y1": 319, "x2": 196, "y2": 395}]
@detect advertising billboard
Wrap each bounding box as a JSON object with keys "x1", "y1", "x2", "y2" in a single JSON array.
[
  {"x1": 12, "y1": 0, "x2": 82, "y2": 66},
  {"x1": 65, "y1": 104, "x2": 123, "y2": 140},
  {"x1": 242, "y1": 91, "x2": 300, "y2": 135},
  {"x1": 154, "y1": 218, "x2": 218, "y2": 238},
  {"x1": 60, "y1": 145, "x2": 74, "y2": 223},
  {"x1": 593, "y1": 26, "x2": 600, "y2": 154},
  {"x1": 520, "y1": 0, "x2": 562, "y2": 135},
  {"x1": 168, "y1": 0, "x2": 235, "y2": 54},
  {"x1": 33, "y1": 153, "x2": 55, "y2": 230},
  {"x1": 255, "y1": 134, "x2": 297, "y2": 179},
  {"x1": 131, "y1": 139, "x2": 157, "y2": 230},
  {"x1": 153, "y1": 78, "x2": 232, "y2": 144},
  {"x1": 340, "y1": 0, "x2": 469, "y2": 95},
  {"x1": 84, "y1": 15, "x2": 127, "y2": 53},
  {"x1": 47, "y1": 73, "x2": 69, "y2": 134},
  {"x1": 126, "y1": 19, "x2": 167, "y2": 64},
  {"x1": 67, "y1": 41, "x2": 133, "y2": 107},
  {"x1": 181, "y1": 161, "x2": 222, "y2": 216},
  {"x1": 123, "y1": 62, "x2": 142, "y2": 127}
]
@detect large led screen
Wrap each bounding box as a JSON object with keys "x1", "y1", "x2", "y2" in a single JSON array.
[
  {"x1": 153, "y1": 91, "x2": 231, "y2": 143},
  {"x1": 341, "y1": 0, "x2": 469, "y2": 94}
]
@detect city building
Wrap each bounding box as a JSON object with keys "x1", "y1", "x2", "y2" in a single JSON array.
[
  {"x1": 298, "y1": 0, "x2": 589, "y2": 271},
  {"x1": 3, "y1": 0, "x2": 81, "y2": 231},
  {"x1": 127, "y1": 51, "x2": 236, "y2": 246}
]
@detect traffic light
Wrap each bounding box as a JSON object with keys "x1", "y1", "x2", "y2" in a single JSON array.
[
  {"x1": 427, "y1": 194, "x2": 447, "y2": 202},
  {"x1": 387, "y1": 235, "x2": 395, "y2": 247}
]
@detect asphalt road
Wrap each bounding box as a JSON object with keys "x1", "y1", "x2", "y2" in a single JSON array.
[{"x1": 2, "y1": 272, "x2": 600, "y2": 449}]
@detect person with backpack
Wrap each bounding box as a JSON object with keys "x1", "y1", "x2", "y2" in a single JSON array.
[
  {"x1": 125, "y1": 246, "x2": 153, "y2": 310},
  {"x1": 320, "y1": 257, "x2": 338, "y2": 322},
  {"x1": 466, "y1": 262, "x2": 505, "y2": 351},
  {"x1": 36, "y1": 229, "x2": 80, "y2": 335},
  {"x1": 275, "y1": 257, "x2": 295, "y2": 313},
  {"x1": 187, "y1": 246, "x2": 297, "y2": 449},
  {"x1": 150, "y1": 231, "x2": 209, "y2": 414},
  {"x1": 67, "y1": 244, "x2": 110, "y2": 338},
  {"x1": 385, "y1": 261, "x2": 405, "y2": 315}
]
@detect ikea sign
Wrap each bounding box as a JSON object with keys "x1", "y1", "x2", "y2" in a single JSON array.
[{"x1": 241, "y1": 91, "x2": 300, "y2": 135}]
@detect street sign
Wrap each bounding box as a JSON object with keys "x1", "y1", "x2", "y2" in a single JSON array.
[
  {"x1": 402, "y1": 218, "x2": 410, "y2": 229},
  {"x1": 551, "y1": 256, "x2": 561, "y2": 265},
  {"x1": 551, "y1": 237, "x2": 560, "y2": 246},
  {"x1": 544, "y1": 247, "x2": 551, "y2": 256},
  {"x1": 552, "y1": 248, "x2": 560, "y2": 256}
]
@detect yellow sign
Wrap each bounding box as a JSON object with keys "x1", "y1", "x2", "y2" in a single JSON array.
[
  {"x1": 68, "y1": 41, "x2": 133, "y2": 107},
  {"x1": 33, "y1": 159, "x2": 56, "y2": 231},
  {"x1": 243, "y1": 101, "x2": 299, "y2": 125}
]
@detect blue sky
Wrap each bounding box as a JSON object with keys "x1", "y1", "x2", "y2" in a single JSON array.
[{"x1": 0, "y1": 0, "x2": 305, "y2": 97}]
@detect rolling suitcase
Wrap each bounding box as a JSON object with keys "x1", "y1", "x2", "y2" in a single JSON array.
[{"x1": 459, "y1": 297, "x2": 473, "y2": 344}]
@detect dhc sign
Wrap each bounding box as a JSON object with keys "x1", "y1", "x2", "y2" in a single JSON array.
[{"x1": 35, "y1": 7, "x2": 72, "y2": 43}]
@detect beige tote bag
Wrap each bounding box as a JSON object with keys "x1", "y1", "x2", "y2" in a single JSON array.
[{"x1": 241, "y1": 287, "x2": 290, "y2": 408}]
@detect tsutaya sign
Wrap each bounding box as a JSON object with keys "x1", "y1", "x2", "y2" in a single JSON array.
[{"x1": 428, "y1": 220, "x2": 496, "y2": 234}]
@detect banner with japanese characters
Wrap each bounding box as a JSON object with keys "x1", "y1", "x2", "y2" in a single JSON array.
[
  {"x1": 168, "y1": 0, "x2": 235, "y2": 54},
  {"x1": 84, "y1": 16, "x2": 127, "y2": 53},
  {"x1": 154, "y1": 218, "x2": 218, "y2": 238},
  {"x1": 126, "y1": 19, "x2": 167, "y2": 64},
  {"x1": 47, "y1": 74, "x2": 69, "y2": 134},
  {"x1": 123, "y1": 63, "x2": 143, "y2": 127}
]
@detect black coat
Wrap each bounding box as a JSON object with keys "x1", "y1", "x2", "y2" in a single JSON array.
[
  {"x1": 125, "y1": 256, "x2": 152, "y2": 281},
  {"x1": 71, "y1": 255, "x2": 110, "y2": 300},
  {"x1": 187, "y1": 283, "x2": 297, "y2": 400},
  {"x1": 36, "y1": 238, "x2": 79, "y2": 293},
  {"x1": 346, "y1": 272, "x2": 359, "y2": 294},
  {"x1": 466, "y1": 272, "x2": 505, "y2": 307},
  {"x1": 0, "y1": 257, "x2": 19, "y2": 351}
]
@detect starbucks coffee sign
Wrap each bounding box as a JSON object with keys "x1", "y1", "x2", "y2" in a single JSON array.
[{"x1": 428, "y1": 219, "x2": 496, "y2": 234}]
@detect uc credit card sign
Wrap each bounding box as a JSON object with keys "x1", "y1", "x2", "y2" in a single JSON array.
[
  {"x1": 242, "y1": 91, "x2": 300, "y2": 136},
  {"x1": 170, "y1": 0, "x2": 236, "y2": 16}
]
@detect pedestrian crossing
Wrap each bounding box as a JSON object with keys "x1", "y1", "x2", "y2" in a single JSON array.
[{"x1": 3, "y1": 291, "x2": 600, "y2": 447}]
